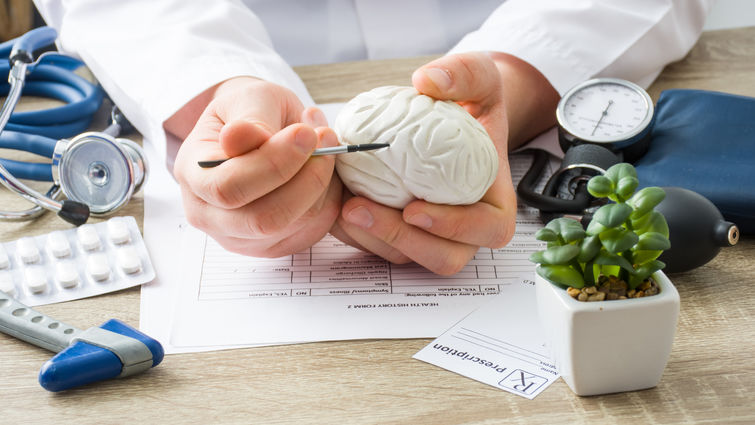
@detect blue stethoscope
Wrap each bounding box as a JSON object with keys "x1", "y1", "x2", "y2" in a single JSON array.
[{"x1": 0, "y1": 27, "x2": 147, "y2": 226}]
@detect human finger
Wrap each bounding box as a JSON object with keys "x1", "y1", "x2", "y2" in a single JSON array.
[
  {"x1": 411, "y1": 52, "x2": 501, "y2": 104},
  {"x1": 301, "y1": 106, "x2": 329, "y2": 128},
  {"x1": 341, "y1": 197, "x2": 479, "y2": 275},
  {"x1": 232, "y1": 128, "x2": 339, "y2": 238},
  {"x1": 182, "y1": 127, "x2": 337, "y2": 238},
  {"x1": 218, "y1": 119, "x2": 274, "y2": 157},
  {"x1": 213, "y1": 77, "x2": 301, "y2": 133},
  {"x1": 182, "y1": 178, "x2": 341, "y2": 258},
  {"x1": 187, "y1": 123, "x2": 320, "y2": 209},
  {"x1": 402, "y1": 198, "x2": 515, "y2": 249},
  {"x1": 333, "y1": 217, "x2": 413, "y2": 265},
  {"x1": 180, "y1": 116, "x2": 273, "y2": 167},
  {"x1": 212, "y1": 78, "x2": 304, "y2": 156}
]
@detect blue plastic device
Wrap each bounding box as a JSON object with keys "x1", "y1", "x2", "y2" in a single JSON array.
[{"x1": 0, "y1": 290, "x2": 164, "y2": 391}]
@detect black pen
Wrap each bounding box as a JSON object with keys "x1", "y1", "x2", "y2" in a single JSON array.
[{"x1": 197, "y1": 143, "x2": 390, "y2": 168}]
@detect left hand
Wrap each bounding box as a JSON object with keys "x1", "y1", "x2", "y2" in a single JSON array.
[{"x1": 330, "y1": 52, "x2": 522, "y2": 275}]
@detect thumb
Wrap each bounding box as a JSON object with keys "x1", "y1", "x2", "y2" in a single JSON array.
[
  {"x1": 411, "y1": 52, "x2": 501, "y2": 103},
  {"x1": 218, "y1": 119, "x2": 274, "y2": 157}
]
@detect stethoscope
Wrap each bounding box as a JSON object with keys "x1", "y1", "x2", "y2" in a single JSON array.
[{"x1": 0, "y1": 26, "x2": 147, "y2": 226}]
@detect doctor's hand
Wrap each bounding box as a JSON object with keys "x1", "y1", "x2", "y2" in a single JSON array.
[
  {"x1": 330, "y1": 52, "x2": 559, "y2": 275},
  {"x1": 170, "y1": 77, "x2": 343, "y2": 257}
]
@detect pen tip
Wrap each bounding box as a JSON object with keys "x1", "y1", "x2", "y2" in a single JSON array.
[
  {"x1": 197, "y1": 159, "x2": 228, "y2": 168},
  {"x1": 365, "y1": 143, "x2": 390, "y2": 151}
]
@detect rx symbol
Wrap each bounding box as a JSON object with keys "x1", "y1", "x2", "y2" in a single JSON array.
[{"x1": 500, "y1": 370, "x2": 547, "y2": 395}]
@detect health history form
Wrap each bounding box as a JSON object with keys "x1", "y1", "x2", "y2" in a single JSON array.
[{"x1": 165, "y1": 153, "x2": 551, "y2": 349}]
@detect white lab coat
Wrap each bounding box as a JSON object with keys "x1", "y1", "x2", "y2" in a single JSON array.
[{"x1": 33, "y1": 0, "x2": 712, "y2": 158}]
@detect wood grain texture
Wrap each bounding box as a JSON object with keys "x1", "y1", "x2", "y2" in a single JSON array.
[{"x1": 1, "y1": 27, "x2": 754, "y2": 425}]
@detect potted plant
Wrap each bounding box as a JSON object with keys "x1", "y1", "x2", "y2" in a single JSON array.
[{"x1": 530, "y1": 163, "x2": 680, "y2": 396}]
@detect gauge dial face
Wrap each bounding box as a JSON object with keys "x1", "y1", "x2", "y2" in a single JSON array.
[{"x1": 557, "y1": 79, "x2": 653, "y2": 144}]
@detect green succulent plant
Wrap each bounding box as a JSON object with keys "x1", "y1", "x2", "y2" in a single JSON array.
[{"x1": 529, "y1": 163, "x2": 670, "y2": 290}]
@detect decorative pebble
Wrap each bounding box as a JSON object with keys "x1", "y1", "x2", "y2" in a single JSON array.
[
  {"x1": 17, "y1": 237, "x2": 40, "y2": 264},
  {"x1": 107, "y1": 219, "x2": 131, "y2": 244},
  {"x1": 47, "y1": 231, "x2": 72, "y2": 258},
  {"x1": 86, "y1": 253, "x2": 111, "y2": 282},
  {"x1": 24, "y1": 267, "x2": 48, "y2": 293},
  {"x1": 77, "y1": 224, "x2": 101, "y2": 251},
  {"x1": 567, "y1": 276, "x2": 660, "y2": 302}
]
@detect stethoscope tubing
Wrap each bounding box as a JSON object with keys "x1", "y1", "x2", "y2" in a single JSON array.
[
  {"x1": 0, "y1": 130, "x2": 56, "y2": 157},
  {"x1": 0, "y1": 131, "x2": 57, "y2": 180},
  {"x1": 0, "y1": 158, "x2": 52, "y2": 181},
  {"x1": 0, "y1": 61, "x2": 103, "y2": 137},
  {"x1": 0, "y1": 60, "x2": 104, "y2": 134}
]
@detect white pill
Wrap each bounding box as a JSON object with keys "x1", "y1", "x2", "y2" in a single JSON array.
[
  {"x1": 56, "y1": 261, "x2": 79, "y2": 288},
  {"x1": 107, "y1": 219, "x2": 131, "y2": 244},
  {"x1": 17, "y1": 237, "x2": 41, "y2": 264},
  {"x1": 47, "y1": 231, "x2": 72, "y2": 258},
  {"x1": 77, "y1": 225, "x2": 101, "y2": 251},
  {"x1": 24, "y1": 267, "x2": 48, "y2": 293},
  {"x1": 0, "y1": 272, "x2": 15, "y2": 297},
  {"x1": 0, "y1": 245, "x2": 9, "y2": 269},
  {"x1": 87, "y1": 253, "x2": 111, "y2": 281},
  {"x1": 117, "y1": 246, "x2": 142, "y2": 274}
]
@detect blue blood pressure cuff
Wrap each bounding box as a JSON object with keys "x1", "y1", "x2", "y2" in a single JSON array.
[{"x1": 634, "y1": 89, "x2": 755, "y2": 234}]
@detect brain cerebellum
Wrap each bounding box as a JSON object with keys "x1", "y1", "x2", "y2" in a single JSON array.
[{"x1": 334, "y1": 86, "x2": 499, "y2": 209}]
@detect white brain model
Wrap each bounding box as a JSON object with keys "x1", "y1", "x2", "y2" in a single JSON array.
[{"x1": 334, "y1": 86, "x2": 499, "y2": 209}]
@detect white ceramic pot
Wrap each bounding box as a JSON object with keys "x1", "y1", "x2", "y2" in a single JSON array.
[{"x1": 535, "y1": 271, "x2": 680, "y2": 396}]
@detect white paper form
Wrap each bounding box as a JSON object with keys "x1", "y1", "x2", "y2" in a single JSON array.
[
  {"x1": 166, "y1": 151, "x2": 552, "y2": 349},
  {"x1": 413, "y1": 280, "x2": 559, "y2": 399}
]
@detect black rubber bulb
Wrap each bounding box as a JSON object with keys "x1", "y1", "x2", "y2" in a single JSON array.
[{"x1": 656, "y1": 187, "x2": 739, "y2": 273}]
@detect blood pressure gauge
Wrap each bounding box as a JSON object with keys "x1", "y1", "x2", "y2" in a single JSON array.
[{"x1": 556, "y1": 78, "x2": 655, "y2": 162}]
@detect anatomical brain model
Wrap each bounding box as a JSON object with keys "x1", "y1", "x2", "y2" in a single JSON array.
[{"x1": 334, "y1": 86, "x2": 499, "y2": 209}]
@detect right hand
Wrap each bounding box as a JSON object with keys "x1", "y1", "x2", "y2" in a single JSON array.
[{"x1": 172, "y1": 77, "x2": 343, "y2": 257}]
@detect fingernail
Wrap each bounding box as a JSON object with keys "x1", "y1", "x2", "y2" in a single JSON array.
[
  {"x1": 424, "y1": 68, "x2": 452, "y2": 91},
  {"x1": 294, "y1": 128, "x2": 314, "y2": 153},
  {"x1": 320, "y1": 128, "x2": 339, "y2": 148},
  {"x1": 345, "y1": 206, "x2": 374, "y2": 229},
  {"x1": 309, "y1": 108, "x2": 328, "y2": 127},
  {"x1": 405, "y1": 213, "x2": 432, "y2": 229}
]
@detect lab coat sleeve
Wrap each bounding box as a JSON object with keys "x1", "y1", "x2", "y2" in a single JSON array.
[
  {"x1": 32, "y1": 0, "x2": 313, "y2": 157},
  {"x1": 449, "y1": 0, "x2": 714, "y2": 95}
]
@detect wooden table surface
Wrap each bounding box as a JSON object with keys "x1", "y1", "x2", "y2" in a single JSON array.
[{"x1": 1, "y1": 27, "x2": 754, "y2": 425}]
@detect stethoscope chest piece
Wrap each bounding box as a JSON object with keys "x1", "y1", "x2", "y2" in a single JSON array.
[{"x1": 52, "y1": 132, "x2": 147, "y2": 216}]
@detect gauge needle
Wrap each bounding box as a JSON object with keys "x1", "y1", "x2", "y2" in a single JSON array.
[{"x1": 591, "y1": 100, "x2": 614, "y2": 136}]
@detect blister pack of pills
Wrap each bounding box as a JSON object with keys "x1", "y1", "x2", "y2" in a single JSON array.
[{"x1": 0, "y1": 216, "x2": 155, "y2": 306}]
